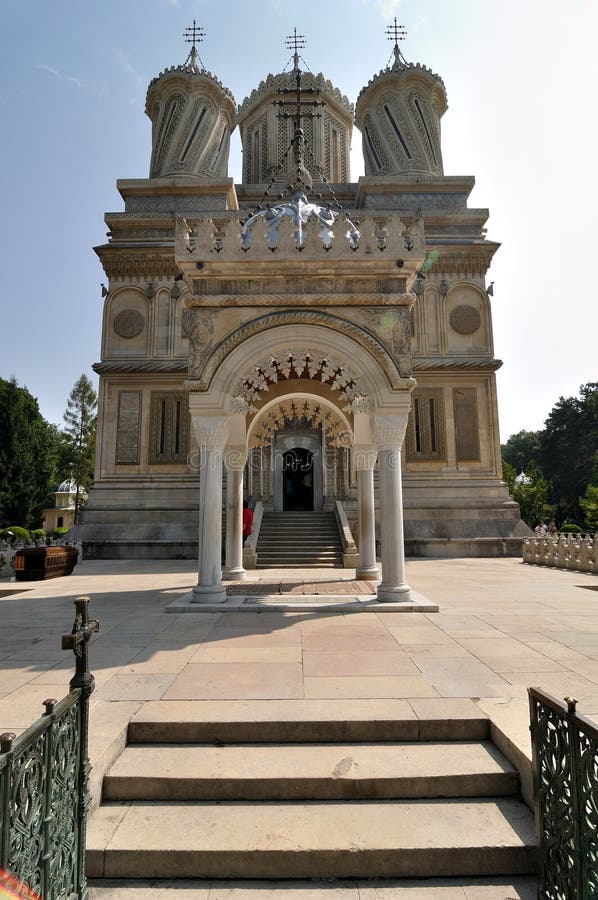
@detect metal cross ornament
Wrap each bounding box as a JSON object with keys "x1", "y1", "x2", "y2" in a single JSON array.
[
  {"x1": 62, "y1": 595, "x2": 99, "y2": 693},
  {"x1": 386, "y1": 17, "x2": 408, "y2": 66}
]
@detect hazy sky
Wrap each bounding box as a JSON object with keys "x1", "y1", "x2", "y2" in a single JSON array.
[{"x1": 1, "y1": 0, "x2": 596, "y2": 441}]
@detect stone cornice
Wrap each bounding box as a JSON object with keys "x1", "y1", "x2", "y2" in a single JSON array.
[
  {"x1": 423, "y1": 245, "x2": 499, "y2": 276},
  {"x1": 94, "y1": 246, "x2": 179, "y2": 279},
  {"x1": 116, "y1": 178, "x2": 239, "y2": 209},
  {"x1": 93, "y1": 361, "x2": 187, "y2": 375},
  {"x1": 413, "y1": 358, "x2": 503, "y2": 371}
]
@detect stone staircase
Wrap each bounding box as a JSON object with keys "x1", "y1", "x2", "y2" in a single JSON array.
[
  {"x1": 87, "y1": 700, "x2": 537, "y2": 885},
  {"x1": 256, "y1": 511, "x2": 343, "y2": 568}
]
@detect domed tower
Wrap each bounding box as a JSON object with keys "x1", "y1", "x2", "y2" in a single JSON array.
[
  {"x1": 145, "y1": 24, "x2": 236, "y2": 179},
  {"x1": 238, "y1": 31, "x2": 353, "y2": 186},
  {"x1": 355, "y1": 20, "x2": 447, "y2": 177}
]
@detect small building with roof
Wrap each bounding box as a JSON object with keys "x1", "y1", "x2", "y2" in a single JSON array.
[{"x1": 43, "y1": 479, "x2": 86, "y2": 534}]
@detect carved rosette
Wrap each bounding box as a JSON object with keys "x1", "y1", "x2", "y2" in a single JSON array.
[
  {"x1": 449, "y1": 305, "x2": 481, "y2": 335},
  {"x1": 113, "y1": 309, "x2": 144, "y2": 338}
]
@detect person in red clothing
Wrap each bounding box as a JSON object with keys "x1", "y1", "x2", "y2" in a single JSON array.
[{"x1": 242, "y1": 500, "x2": 253, "y2": 545}]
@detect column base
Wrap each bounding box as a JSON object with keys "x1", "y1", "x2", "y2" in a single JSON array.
[
  {"x1": 356, "y1": 566, "x2": 380, "y2": 581},
  {"x1": 223, "y1": 566, "x2": 246, "y2": 581},
  {"x1": 377, "y1": 582, "x2": 412, "y2": 603},
  {"x1": 191, "y1": 583, "x2": 228, "y2": 604}
]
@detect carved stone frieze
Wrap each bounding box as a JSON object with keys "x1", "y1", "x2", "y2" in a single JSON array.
[
  {"x1": 362, "y1": 192, "x2": 466, "y2": 212},
  {"x1": 413, "y1": 357, "x2": 502, "y2": 371}
]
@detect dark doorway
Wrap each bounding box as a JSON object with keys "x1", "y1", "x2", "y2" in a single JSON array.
[{"x1": 283, "y1": 448, "x2": 314, "y2": 511}]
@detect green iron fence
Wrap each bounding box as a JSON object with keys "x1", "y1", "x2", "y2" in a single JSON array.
[
  {"x1": 0, "y1": 596, "x2": 99, "y2": 900},
  {"x1": 529, "y1": 686, "x2": 598, "y2": 899}
]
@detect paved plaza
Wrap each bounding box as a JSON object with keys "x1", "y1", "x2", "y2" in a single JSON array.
[{"x1": 1, "y1": 557, "x2": 597, "y2": 897}]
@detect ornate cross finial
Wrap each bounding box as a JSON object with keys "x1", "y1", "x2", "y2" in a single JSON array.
[
  {"x1": 183, "y1": 19, "x2": 206, "y2": 69},
  {"x1": 285, "y1": 26, "x2": 306, "y2": 70},
  {"x1": 385, "y1": 17, "x2": 408, "y2": 66}
]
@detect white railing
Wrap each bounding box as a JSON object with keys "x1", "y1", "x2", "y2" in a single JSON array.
[
  {"x1": 334, "y1": 500, "x2": 359, "y2": 568},
  {"x1": 242, "y1": 501, "x2": 263, "y2": 570},
  {"x1": 522, "y1": 533, "x2": 597, "y2": 574}
]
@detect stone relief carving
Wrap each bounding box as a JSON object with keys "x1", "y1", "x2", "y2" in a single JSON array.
[
  {"x1": 449, "y1": 305, "x2": 481, "y2": 335},
  {"x1": 192, "y1": 309, "x2": 405, "y2": 391},
  {"x1": 359, "y1": 308, "x2": 413, "y2": 377},
  {"x1": 113, "y1": 309, "x2": 145, "y2": 339},
  {"x1": 182, "y1": 309, "x2": 216, "y2": 378}
]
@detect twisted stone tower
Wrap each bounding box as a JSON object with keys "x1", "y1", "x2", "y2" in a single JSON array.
[
  {"x1": 145, "y1": 45, "x2": 236, "y2": 179},
  {"x1": 355, "y1": 42, "x2": 447, "y2": 177}
]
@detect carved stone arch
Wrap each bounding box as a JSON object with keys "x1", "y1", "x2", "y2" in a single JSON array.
[{"x1": 194, "y1": 309, "x2": 406, "y2": 392}]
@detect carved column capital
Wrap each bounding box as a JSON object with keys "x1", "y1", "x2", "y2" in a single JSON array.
[
  {"x1": 374, "y1": 413, "x2": 409, "y2": 451},
  {"x1": 224, "y1": 446, "x2": 248, "y2": 471},
  {"x1": 191, "y1": 415, "x2": 230, "y2": 451},
  {"x1": 354, "y1": 446, "x2": 378, "y2": 471}
]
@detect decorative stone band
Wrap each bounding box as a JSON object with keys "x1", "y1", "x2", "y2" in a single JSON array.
[
  {"x1": 224, "y1": 447, "x2": 248, "y2": 472},
  {"x1": 93, "y1": 361, "x2": 187, "y2": 374},
  {"x1": 374, "y1": 413, "x2": 410, "y2": 451},
  {"x1": 191, "y1": 415, "x2": 229, "y2": 452},
  {"x1": 354, "y1": 447, "x2": 378, "y2": 471}
]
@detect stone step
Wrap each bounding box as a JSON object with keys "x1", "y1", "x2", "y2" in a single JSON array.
[
  {"x1": 103, "y1": 741, "x2": 518, "y2": 802},
  {"x1": 88, "y1": 876, "x2": 538, "y2": 897},
  {"x1": 127, "y1": 700, "x2": 490, "y2": 744},
  {"x1": 87, "y1": 797, "x2": 536, "y2": 879}
]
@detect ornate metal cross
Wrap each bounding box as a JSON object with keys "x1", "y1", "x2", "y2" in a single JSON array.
[
  {"x1": 184, "y1": 19, "x2": 205, "y2": 51},
  {"x1": 62, "y1": 595, "x2": 100, "y2": 693},
  {"x1": 386, "y1": 17, "x2": 408, "y2": 66}
]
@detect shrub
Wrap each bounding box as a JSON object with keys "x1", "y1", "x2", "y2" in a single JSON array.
[
  {"x1": 30, "y1": 529, "x2": 46, "y2": 540},
  {"x1": 54, "y1": 527, "x2": 70, "y2": 537},
  {"x1": 559, "y1": 523, "x2": 583, "y2": 534},
  {"x1": 0, "y1": 526, "x2": 31, "y2": 542}
]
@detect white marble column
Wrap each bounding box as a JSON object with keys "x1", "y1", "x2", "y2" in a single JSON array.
[
  {"x1": 191, "y1": 415, "x2": 229, "y2": 603},
  {"x1": 355, "y1": 447, "x2": 379, "y2": 581},
  {"x1": 375, "y1": 414, "x2": 412, "y2": 603},
  {"x1": 223, "y1": 447, "x2": 247, "y2": 581}
]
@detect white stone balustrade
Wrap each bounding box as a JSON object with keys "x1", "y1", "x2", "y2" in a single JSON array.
[{"x1": 522, "y1": 534, "x2": 597, "y2": 574}]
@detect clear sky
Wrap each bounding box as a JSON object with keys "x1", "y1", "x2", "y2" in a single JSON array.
[{"x1": 1, "y1": 0, "x2": 596, "y2": 442}]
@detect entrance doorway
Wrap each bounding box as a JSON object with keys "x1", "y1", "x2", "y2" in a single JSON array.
[{"x1": 283, "y1": 448, "x2": 314, "y2": 511}]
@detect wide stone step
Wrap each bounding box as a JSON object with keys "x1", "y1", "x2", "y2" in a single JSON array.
[
  {"x1": 87, "y1": 797, "x2": 536, "y2": 879},
  {"x1": 89, "y1": 877, "x2": 538, "y2": 897},
  {"x1": 103, "y1": 741, "x2": 518, "y2": 802},
  {"x1": 126, "y1": 700, "x2": 490, "y2": 744}
]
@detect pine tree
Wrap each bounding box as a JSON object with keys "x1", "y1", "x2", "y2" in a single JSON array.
[{"x1": 62, "y1": 374, "x2": 97, "y2": 523}]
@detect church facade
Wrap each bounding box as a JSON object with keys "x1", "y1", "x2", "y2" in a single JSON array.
[{"x1": 77, "y1": 31, "x2": 526, "y2": 599}]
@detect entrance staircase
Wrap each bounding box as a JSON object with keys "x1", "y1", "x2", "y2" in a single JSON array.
[
  {"x1": 87, "y1": 700, "x2": 537, "y2": 886},
  {"x1": 256, "y1": 511, "x2": 343, "y2": 568}
]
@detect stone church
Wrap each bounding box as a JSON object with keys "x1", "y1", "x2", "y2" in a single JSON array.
[{"x1": 77, "y1": 27, "x2": 526, "y2": 601}]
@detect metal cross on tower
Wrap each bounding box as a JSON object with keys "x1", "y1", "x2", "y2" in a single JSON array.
[
  {"x1": 385, "y1": 16, "x2": 408, "y2": 66},
  {"x1": 183, "y1": 19, "x2": 206, "y2": 69},
  {"x1": 274, "y1": 28, "x2": 322, "y2": 191}
]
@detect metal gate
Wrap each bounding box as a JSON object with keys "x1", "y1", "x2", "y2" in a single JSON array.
[
  {"x1": 529, "y1": 686, "x2": 598, "y2": 899},
  {"x1": 0, "y1": 597, "x2": 98, "y2": 900}
]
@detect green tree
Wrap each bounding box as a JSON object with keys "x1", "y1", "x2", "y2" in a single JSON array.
[
  {"x1": 539, "y1": 383, "x2": 598, "y2": 524},
  {"x1": 62, "y1": 374, "x2": 97, "y2": 523},
  {"x1": 0, "y1": 377, "x2": 62, "y2": 529},
  {"x1": 511, "y1": 463, "x2": 556, "y2": 529},
  {"x1": 501, "y1": 430, "x2": 542, "y2": 474}
]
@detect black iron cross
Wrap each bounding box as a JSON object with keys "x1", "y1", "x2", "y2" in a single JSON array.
[
  {"x1": 62, "y1": 596, "x2": 99, "y2": 693},
  {"x1": 386, "y1": 17, "x2": 407, "y2": 47},
  {"x1": 184, "y1": 19, "x2": 205, "y2": 51}
]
